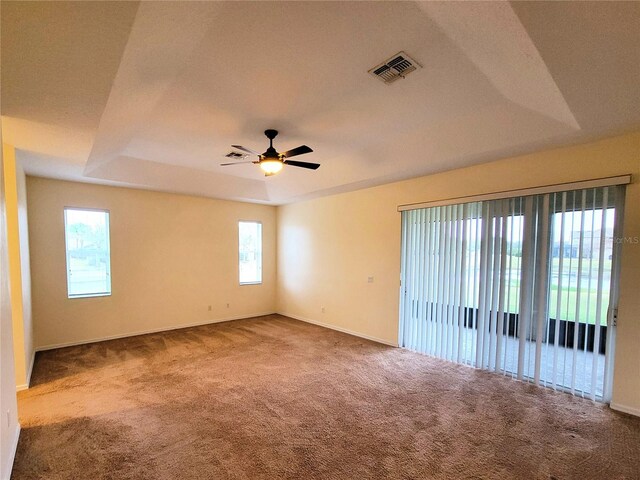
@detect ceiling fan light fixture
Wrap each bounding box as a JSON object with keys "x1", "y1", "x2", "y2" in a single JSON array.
[
  {"x1": 260, "y1": 158, "x2": 284, "y2": 175},
  {"x1": 223, "y1": 130, "x2": 318, "y2": 174}
]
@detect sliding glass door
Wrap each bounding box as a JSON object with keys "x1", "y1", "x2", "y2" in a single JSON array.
[{"x1": 399, "y1": 185, "x2": 625, "y2": 402}]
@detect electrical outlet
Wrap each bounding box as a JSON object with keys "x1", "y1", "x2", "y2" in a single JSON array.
[{"x1": 368, "y1": 276, "x2": 374, "y2": 283}]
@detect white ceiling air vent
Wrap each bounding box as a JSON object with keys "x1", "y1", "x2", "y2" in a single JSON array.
[
  {"x1": 225, "y1": 151, "x2": 249, "y2": 160},
  {"x1": 369, "y1": 51, "x2": 422, "y2": 85}
]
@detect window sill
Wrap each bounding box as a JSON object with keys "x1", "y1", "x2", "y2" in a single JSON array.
[{"x1": 68, "y1": 293, "x2": 112, "y2": 299}]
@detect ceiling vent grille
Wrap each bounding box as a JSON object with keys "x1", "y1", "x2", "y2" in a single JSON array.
[
  {"x1": 225, "y1": 151, "x2": 249, "y2": 160},
  {"x1": 369, "y1": 51, "x2": 421, "y2": 85}
]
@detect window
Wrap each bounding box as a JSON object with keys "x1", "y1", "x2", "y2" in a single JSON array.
[
  {"x1": 239, "y1": 221, "x2": 262, "y2": 284},
  {"x1": 64, "y1": 208, "x2": 111, "y2": 298},
  {"x1": 399, "y1": 185, "x2": 625, "y2": 402}
]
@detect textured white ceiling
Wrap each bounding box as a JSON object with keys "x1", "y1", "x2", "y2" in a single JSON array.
[{"x1": 2, "y1": 1, "x2": 639, "y2": 204}]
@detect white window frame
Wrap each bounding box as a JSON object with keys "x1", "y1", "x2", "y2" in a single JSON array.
[
  {"x1": 64, "y1": 206, "x2": 112, "y2": 299},
  {"x1": 238, "y1": 220, "x2": 263, "y2": 285}
]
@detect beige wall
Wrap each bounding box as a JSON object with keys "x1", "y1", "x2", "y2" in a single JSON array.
[
  {"x1": 0, "y1": 135, "x2": 20, "y2": 480},
  {"x1": 27, "y1": 178, "x2": 277, "y2": 349},
  {"x1": 277, "y1": 131, "x2": 640, "y2": 414},
  {"x1": 2, "y1": 144, "x2": 33, "y2": 391},
  {"x1": 16, "y1": 161, "x2": 33, "y2": 388}
]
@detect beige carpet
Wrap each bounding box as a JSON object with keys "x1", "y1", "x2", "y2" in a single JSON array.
[{"x1": 12, "y1": 315, "x2": 640, "y2": 479}]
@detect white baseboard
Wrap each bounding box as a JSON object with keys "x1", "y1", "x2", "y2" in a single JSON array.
[
  {"x1": 16, "y1": 351, "x2": 35, "y2": 392},
  {"x1": 279, "y1": 312, "x2": 398, "y2": 347},
  {"x1": 3, "y1": 424, "x2": 20, "y2": 480},
  {"x1": 35, "y1": 312, "x2": 276, "y2": 352},
  {"x1": 610, "y1": 402, "x2": 640, "y2": 418}
]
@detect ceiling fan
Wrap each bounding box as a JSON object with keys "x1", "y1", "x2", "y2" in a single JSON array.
[{"x1": 221, "y1": 129, "x2": 319, "y2": 176}]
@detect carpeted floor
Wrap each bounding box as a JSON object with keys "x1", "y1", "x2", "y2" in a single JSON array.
[{"x1": 12, "y1": 315, "x2": 640, "y2": 479}]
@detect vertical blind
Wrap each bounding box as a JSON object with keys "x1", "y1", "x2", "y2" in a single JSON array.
[{"x1": 399, "y1": 185, "x2": 625, "y2": 402}]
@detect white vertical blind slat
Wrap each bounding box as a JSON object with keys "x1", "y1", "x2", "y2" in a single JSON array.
[
  {"x1": 570, "y1": 190, "x2": 587, "y2": 394},
  {"x1": 399, "y1": 211, "x2": 409, "y2": 347},
  {"x1": 488, "y1": 204, "x2": 501, "y2": 370},
  {"x1": 517, "y1": 197, "x2": 535, "y2": 380},
  {"x1": 495, "y1": 200, "x2": 509, "y2": 372},
  {"x1": 416, "y1": 209, "x2": 425, "y2": 353},
  {"x1": 552, "y1": 192, "x2": 567, "y2": 390},
  {"x1": 412, "y1": 210, "x2": 421, "y2": 350},
  {"x1": 502, "y1": 200, "x2": 515, "y2": 375},
  {"x1": 450, "y1": 205, "x2": 460, "y2": 361},
  {"x1": 582, "y1": 189, "x2": 598, "y2": 397},
  {"x1": 426, "y1": 207, "x2": 436, "y2": 356},
  {"x1": 448, "y1": 205, "x2": 457, "y2": 360},
  {"x1": 476, "y1": 203, "x2": 490, "y2": 369},
  {"x1": 591, "y1": 188, "x2": 608, "y2": 400},
  {"x1": 562, "y1": 191, "x2": 577, "y2": 389},
  {"x1": 406, "y1": 211, "x2": 414, "y2": 350},
  {"x1": 419, "y1": 208, "x2": 429, "y2": 354},
  {"x1": 533, "y1": 194, "x2": 551, "y2": 385},
  {"x1": 457, "y1": 204, "x2": 468, "y2": 364},
  {"x1": 444, "y1": 205, "x2": 454, "y2": 360}
]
